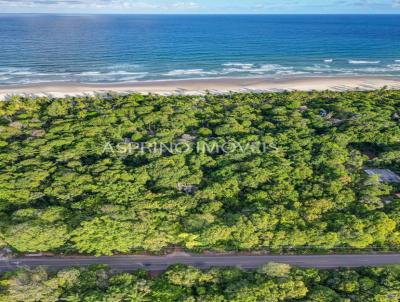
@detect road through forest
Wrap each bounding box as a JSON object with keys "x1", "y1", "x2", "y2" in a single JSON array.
[{"x1": 1, "y1": 253, "x2": 400, "y2": 272}]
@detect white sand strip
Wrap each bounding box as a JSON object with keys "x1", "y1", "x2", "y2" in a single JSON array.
[{"x1": 1, "y1": 76, "x2": 400, "y2": 100}]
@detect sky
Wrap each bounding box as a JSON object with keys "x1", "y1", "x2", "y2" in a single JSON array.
[{"x1": 0, "y1": 0, "x2": 400, "y2": 14}]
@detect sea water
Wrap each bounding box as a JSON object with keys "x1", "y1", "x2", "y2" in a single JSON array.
[{"x1": 0, "y1": 14, "x2": 399, "y2": 84}]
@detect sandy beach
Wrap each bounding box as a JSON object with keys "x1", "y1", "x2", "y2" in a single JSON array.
[{"x1": 1, "y1": 76, "x2": 400, "y2": 100}]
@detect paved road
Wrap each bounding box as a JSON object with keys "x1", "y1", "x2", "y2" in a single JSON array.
[{"x1": 1, "y1": 254, "x2": 400, "y2": 272}]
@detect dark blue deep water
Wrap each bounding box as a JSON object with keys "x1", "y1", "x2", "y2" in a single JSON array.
[{"x1": 0, "y1": 14, "x2": 400, "y2": 84}]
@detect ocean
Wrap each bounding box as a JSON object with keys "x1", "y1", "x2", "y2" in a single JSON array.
[{"x1": 0, "y1": 14, "x2": 400, "y2": 85}]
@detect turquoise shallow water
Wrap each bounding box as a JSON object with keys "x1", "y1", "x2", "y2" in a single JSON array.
[{"x1": 0, "y1": 14, "x2": 400, "y2": 84}]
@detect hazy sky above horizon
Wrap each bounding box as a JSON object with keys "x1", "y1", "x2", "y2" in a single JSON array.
[{"x1": 0, "y1": 0, "x2": 399, "y2": 14}]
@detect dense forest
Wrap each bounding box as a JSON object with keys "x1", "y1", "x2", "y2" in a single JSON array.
[
  {"x1": 0, "y1": 263, "x2": 399, "y2": 301},
  {"x1": 0, "y1": 90, "x2": 399, "y2": 255}
]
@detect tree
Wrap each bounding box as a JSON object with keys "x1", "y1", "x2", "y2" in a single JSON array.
[
  {"x1": 104, "y1": 273, "x2": 152, "y2": 302},
  {"x1": 165, "y1": 265, "x2": 214, "y2": 287},
  {"x1": 307, "y1": 285, "x2": 341, "y2": 302},
  {"x1": 72, "y1": 217, "x2": 135, "y2": 256},
  {"x1": 5, "y1": 267, "x2": 62, "y2": 302},
  {"x1": 257, "y1": 262, "x2": 291, "y2": 277},
  {"x1": 4, "y1": 222, "x2": 69, "y2": 252},
  {"x1": 0, "y1": 90, "x2": 399, "y2": 255},
  {"x1": 1, "y1": 263, "x2": 400, "y2": 301}
]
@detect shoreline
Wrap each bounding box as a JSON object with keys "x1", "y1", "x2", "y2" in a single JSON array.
[{"x1": 1, "y1": 76, "x2": 400, "y2": 99}]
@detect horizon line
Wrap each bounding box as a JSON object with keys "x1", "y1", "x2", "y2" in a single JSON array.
[{"x1": 1, "y1": 12, "x2": 400, "y2": 15}]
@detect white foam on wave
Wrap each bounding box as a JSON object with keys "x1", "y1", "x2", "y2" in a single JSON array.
[
  {"x1": 302, "y1": 62, "x2": 400, "y2": 74},
  {"x1": 109, "y1": 71, "x2": 141, "y2": 75},
  {"x1": 386, "y1": 64, "x2": 400, "y2": 71},
  {"x1": 0, "y1": 67, "x2": 33, "y2": 76},
  {"x1": 259, "y1": 64, "x2": 293, "y2": 71},
  {"x1": 349, "y1": 60, "x2": 381, "y2": 64},
  {"x1": 345, "y1": 63, "x2": 400, "y2": 73},
  {"x1": 0, "y1": 71, "x2": 70, "y2": 77},
  {"x1": 79, "y1": 71, "x2": 102, "y2": 76},
  {"x1": 221, "y1": 68, "x2": 245, "y2": 73},
  {"x1": 71, "y1": 64, "x2": 148, "y2": 79},
  {"x1": 354, "y1": 67, "x2": 392, "y2": 73},
  {"x1": 116, "y1": 77, "x2": 142, "y2": 82},
  {"x1": 304, "y1": 64, "x2": 331, "y2": 72},
  {"x1": 0, "y1": 67, "x2": 30, "y2": 72},
  {"x1": 222, "y1": 63, "x2": 254, "y2": 69},
  {"x1": 105, "y1": 64, "x2": 141, "y2": 70},
  {"x1": 79, "y1": 71, "x2": 147, "y2": 77},
  {"x1": 163, "y1": 69, "x2": 217, "y2": 76},
  {"x1": 12, "y1": 71, "x2": 36, "y2": 76},
  {"x1": 249, "y1": 64, "x2": 294, "y2": 74},
  {"x1": 276, "y1": 70, "x2": 310, "y2": 76},
  {"x1": 4, "y1": 59, "x2": 400, "y2": 85},
  {"x1": 16, "y1": 79, "x2": 68, "y2": 84},
  {"x1": 221, "y1": 64, "x2": 294, "y2": 75},
  {"x1": 0, "y1": 66, "x2": 146, "y2": 84}
]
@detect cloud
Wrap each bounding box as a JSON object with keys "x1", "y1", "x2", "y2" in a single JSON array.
[
  {"x1": 0, "y1": 0, "x2": 398, "y2": 12},
  {"x1": 171, "y1": 2, "x2": 199, "y2": 9},
  {"x1": 224, "y1": 0, "x2": 395, "y2": 12},
  {"x1": 0, "y1": 0, "x2": 201, "y2": 10},
  {"x1": 342, "y1": 0, "x2": 400, "y2": 8}
]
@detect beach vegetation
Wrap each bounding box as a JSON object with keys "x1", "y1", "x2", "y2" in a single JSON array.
[
  {"x1": 1, "y1": 264, "x2": 400, "y2": 301},
  {"x1": 0, "y1": 90, "x2": 399, "y2": 254}
]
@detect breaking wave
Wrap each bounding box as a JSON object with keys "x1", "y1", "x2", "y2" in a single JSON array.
[
  {"x1": 1, "y1": 60, "x2": 400, "y2": 85},
  {"x1": 349, "y1": 60, "x2": 381, "y2": 64},
  {"x1": 162, "y1": 69, "x2": 218, "y2": 76}
]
